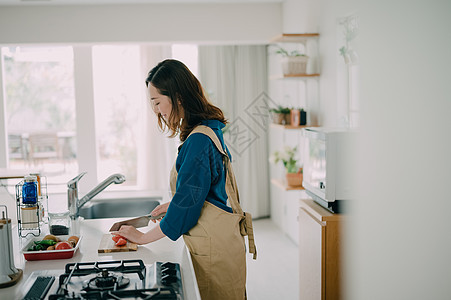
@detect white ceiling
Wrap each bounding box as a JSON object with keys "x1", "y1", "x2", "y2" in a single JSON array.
[{"x1": 0, "y1": 0, "x2": 282, "y2": 6}]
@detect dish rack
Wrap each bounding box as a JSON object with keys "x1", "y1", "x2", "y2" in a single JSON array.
[{"x1": 15, "y1": 175, "x2": 48, "y2": 237}]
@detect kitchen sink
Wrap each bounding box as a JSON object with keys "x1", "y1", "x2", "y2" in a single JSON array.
[{"x1": 78, "y1": 197, "x2": 161, "y2": 219}]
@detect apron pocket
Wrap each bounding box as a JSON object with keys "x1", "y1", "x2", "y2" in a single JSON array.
[
  {"x1": 183, "y1": 235, "x2": 211, "y2": 294},
  {"x1": 183, "y1": 235, "x2": 210, "y2": 256}
]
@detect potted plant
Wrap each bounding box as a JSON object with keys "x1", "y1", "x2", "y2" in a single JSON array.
[
  {"x1": 275, "y1": 46, "x2": 309, "y2": 75},
  {"x1": 269, "y1": 105, "x2": 291, "y2": 125},
  {"x1": 269, "y1": 146, "x2": 303, "y2": 187}
]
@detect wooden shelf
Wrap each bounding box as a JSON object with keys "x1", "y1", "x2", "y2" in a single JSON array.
[
  {"x1": 271, "y1": 178, "x2": 304, "y2": 191},
  {"x1": 271, "y1": 33, "x2": 320, "y2": 44},
  {"x1": 284, "y1": 73, "x2": 319, "y2": 78},
  {"x1": 270, "y1": 74, "x2": 320, "y2": 80},
  {"x1": 270, "y1": 124, "x2": 315, "y2": 130}
]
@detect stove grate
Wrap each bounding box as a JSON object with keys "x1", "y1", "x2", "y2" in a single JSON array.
[
  {"x1": 48, "y1": 287, "x2": 178, "y2": 300},
  {"x1": 64, "y1": 260, "x2": 146, "y2": 279}
]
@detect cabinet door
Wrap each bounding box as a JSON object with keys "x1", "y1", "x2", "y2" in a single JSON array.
[
  {"x1": 285, "y1": 197, "x2": 303, "y2": 245},
  {"x1": 299, "y1": 207, "x2": 324, "y2": 300}
]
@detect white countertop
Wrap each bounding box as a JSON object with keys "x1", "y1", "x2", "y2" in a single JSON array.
[{"x1": 2, "y1": 218, "x2": 200, "y2": 300}]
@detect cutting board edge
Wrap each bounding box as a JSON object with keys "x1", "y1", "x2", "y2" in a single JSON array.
[{"x1": 97, "y1": 234, "x2": 138, "y2": 253}]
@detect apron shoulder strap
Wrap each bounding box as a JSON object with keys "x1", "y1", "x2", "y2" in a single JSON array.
[
  {"x1": 188, "y1": 125, "x2": 243, "y2": 215},
  {"x1": 187, "y1": 125, "x2": 228, "y2": 156}
]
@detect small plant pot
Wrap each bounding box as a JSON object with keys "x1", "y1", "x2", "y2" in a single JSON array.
[
  {"x1": 272, "y1": 113, "x2": 291, "y2": 125},
  {"x1": 272, "y1": 113, "x2": 285, "y2": 124},
  {"x1": 281, "y1": 56, "x2": 309, "y2": 75},
  {"x1": 284, "y1": 114, "x2": 291, "y2": 125},
  {"x1": 286, "y1": 172, "x2": 303, "y2": 187}
]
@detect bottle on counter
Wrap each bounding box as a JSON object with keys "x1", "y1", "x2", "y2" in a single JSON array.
[
  {"x1": 20, "y1": 175, "x2": 40, "y2": 229},
  {"x1": 22, "y1": 175, "x2": 38, "y2": 205},
  {"x1": 29, "y1": 173, "x2": 42, "y2": 197},
  {"x1": 21, "y1": 206, "x2": 39, "y2": 229}
]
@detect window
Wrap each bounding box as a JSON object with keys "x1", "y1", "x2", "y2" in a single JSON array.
[
  {"x1": 0, "y1": 44, "x2": 198, "y2": 194},
  {"x1": 1, "y1": 46, "x2": 78, "y2": 190},
  {"x1": 92, "y1": 45, "x2": 143, "y2": 187}
]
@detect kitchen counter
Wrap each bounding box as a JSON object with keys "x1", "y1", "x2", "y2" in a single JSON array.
[{"x1": 2, "y1": 218, "x2": 201, "y2": 300}]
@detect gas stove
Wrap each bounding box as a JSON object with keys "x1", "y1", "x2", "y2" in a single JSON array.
[{"x1": 21, "y1": 260, "x2": 184, "y2": 299}]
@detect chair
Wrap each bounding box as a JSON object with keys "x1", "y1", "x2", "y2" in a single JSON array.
[
  {"x1": 8, "y1": 133, "x2": 28, "y2": 161},
  {"x1": 28, "y1": 132, "x2": 60, "y2": 165}
]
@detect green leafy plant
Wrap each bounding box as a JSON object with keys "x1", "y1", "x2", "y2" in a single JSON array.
[
  {"x1": 269, "y1": 146, "x2": 301, "y2": 173},
  {"x1": 275, "y1": 46, "x2": 306, "y2": 57},
  {"x1": 269, "y1": 105, "x2": 291, "y2": 114},
  {"x1": 339, "y1": 46, "x2": 347, "y2": 57}
]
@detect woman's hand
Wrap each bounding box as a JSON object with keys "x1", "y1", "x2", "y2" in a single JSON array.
[
  {"x1": 112, "y1": 223, "x2": 166, "y2": 245},
  {"x1": 111, "y1": 225, "x2": 144, "y2": 245},
  {"x1": 150, "y1": 202, "x2": 170, "y2": 223}
]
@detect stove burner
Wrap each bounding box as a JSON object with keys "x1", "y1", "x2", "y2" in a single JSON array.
[
  {"x1": 83, "y1": 269, "x2": 130, "y2": 291},
  {"x1": 40, "y1": 260, "x2": 183, "y2": 300}
]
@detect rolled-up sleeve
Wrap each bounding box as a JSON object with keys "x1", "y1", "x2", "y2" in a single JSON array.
[{"x1": 160, "y1": 134, "x2": 215, "y2": 241}]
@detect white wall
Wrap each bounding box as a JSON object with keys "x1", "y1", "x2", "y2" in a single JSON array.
[
  {"x1": 0, "y1": 3, "x2": 281, "y2": 45},
  {"x1": 278, "y1": 0, "x2": 350, "y2": 127},
  {"x1": 297, "y1": 0, "x2": 451, "y2": 298},
  {"x1": 317, "y1": 0, "x2": 358, "y2": 127},
  {"x1": 341, "y1": 1, "x2": 451, "y2": 299},
  {"x1": 282, "y1": 0, "x2": 320, "y2": 34}
]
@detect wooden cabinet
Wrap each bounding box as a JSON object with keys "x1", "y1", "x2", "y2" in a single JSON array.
[{"x1": 299, "y1": 200, "x2": 344, "y2": 300}]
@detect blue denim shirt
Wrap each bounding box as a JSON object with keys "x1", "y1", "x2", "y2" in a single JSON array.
[{"x1": 159, "y1": 120, "x2": 233, "y2": 241}]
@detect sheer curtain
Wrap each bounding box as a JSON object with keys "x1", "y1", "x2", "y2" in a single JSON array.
[
  {"x1": 138, "y1": 45, "x2": 179, "y2": 202},
  {"x1": 198, "y1": 45, "x2": 269, "y2": 218}
]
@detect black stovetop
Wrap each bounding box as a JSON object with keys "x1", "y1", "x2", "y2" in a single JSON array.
[{"x1": 23, "y1": 260, "x2": 184, "y2": 300}]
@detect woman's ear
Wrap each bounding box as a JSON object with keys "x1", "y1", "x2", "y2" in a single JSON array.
[
  {"x1": 177, "y1": 99, "x2": 185, "y2": 118},
  {"x1": 176, "y1": 94, "x2": 182, "y2": 106}
]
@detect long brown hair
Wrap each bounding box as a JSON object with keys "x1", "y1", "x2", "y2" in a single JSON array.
[{"x1": 145, "y1": 59, "x2": 227, "y2": 141}]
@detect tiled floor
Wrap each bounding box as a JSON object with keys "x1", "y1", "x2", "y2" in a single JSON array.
[{"x1": 246, "y1": 218, "x2": 299, "y2": 300}]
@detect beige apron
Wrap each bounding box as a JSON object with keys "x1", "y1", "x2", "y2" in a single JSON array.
[{"x1": 169, "y1": 125, "x2": 257, "y2": 300}]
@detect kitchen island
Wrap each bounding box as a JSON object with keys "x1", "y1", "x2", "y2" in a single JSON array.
[{"x1": 2, "y1": 217, "x2": 201, "y2": 299}]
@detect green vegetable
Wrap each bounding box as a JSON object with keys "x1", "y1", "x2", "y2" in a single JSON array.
[
  {"x1": 34, "y1": 240, "x2": 57, "y2": 246},
  {"x1": 29, "y1": 239, "x2": 57, "y2": 251},
  {"x1": 28, "y1": 244, "x2": 45, "y2": 251}
]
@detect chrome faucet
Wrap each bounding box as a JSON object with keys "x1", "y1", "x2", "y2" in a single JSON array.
[{"x1": 67, "y1": 172, "x2": 126, "y2": 219}]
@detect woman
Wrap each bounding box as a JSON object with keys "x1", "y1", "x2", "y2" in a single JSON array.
[{"x1": 113, "y1": 59, "x2": 256, "y2": 300}]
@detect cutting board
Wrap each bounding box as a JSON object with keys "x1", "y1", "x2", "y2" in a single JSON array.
[{"x1": 97, "y1": 234, "x2": 138, "y2": 253}]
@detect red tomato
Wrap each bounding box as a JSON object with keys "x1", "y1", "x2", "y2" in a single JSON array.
[
  {"x1": 112, "y1": 235, "x2": 123, "y2": 243},
  {"x1": 55, "y1": 241, "x2": 73, "y2": 250},
  {"x1": 115, "y1": 238, "x2": 127, "y2": 246}
]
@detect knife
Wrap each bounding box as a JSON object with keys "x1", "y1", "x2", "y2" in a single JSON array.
[{"x1": 109, "y1": 213, "x2": 166, "y2": 232}]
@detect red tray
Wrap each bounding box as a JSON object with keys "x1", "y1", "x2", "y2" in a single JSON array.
[{"x1": 21, "y1": 235, "x2": 82, "y2": 261}]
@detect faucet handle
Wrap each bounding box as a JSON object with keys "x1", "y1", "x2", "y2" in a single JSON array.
[{"x1": 67, "y1": 172, "x2": 87, "y2": 189}]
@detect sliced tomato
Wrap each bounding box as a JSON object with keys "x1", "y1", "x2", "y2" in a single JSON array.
[
  {"x1": 112, "y1": 235, "x2": 123, "y2": 243},
  {"x1": 55, "y1": 241, "x2": 73, "y2": 250},
  {"x1": 115, "y1": 238, "x2": 127, "y2": 246}
]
